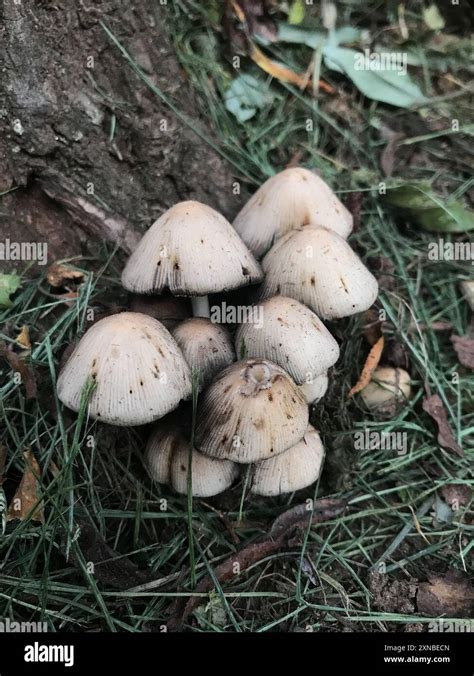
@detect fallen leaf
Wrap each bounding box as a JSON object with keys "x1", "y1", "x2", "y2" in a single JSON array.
[
  {"x1": 422, "y1": 394, "x2": 463, "y2": 456},
  {"x1": 380, "y1": 129, "x2": 405, "y2": 177},
  {"x1": 0, "y1": 273, "x2": 21, "y2": 308},
  {"x1": 7, "y1": 450, "x2": 44, "y2": 523},
  {"x1": 250, "y1": 45, "x2": 335, "y2": 93},
  {"x1": 288, "y1": 0, "x2": 305, "y2": 25},
  {"x1": 417, "y1": 569, "x2": 474, "y2": 618},
  {"x1": 423, "y1": 4, "x2": 445, "y2": 31},
  {"x1": 384, "y1": 183, "x2": 474, "y2": 233},
  {"x1": 348, "y1": 336, "x2": 384, "y2": 398},
  {"x1": 451, "y1": 335, "x2": 474, "y2": 369},
  {"x1": 440, "y1": 483, "x2": 472, "y2": 510},
  {"x1": 362, "y1": 308, "x2": 383, "y2": 346},
  {"x1": 0, "y1": 341, "x2": 37, "y2": 399},
  {"x1": 16, "y1": 325, "x2": 31, "y2": 350},
  {"x1": 230, "y1": 0, "x2": 277, "y2": 42},
  {"x1": 47, "y1": 263, "x2": 84, "y2": 289}
]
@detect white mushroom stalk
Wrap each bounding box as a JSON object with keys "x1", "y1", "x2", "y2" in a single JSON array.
[
  {"x1": 121, "y1": 200, "x2": 263, "y2": 319},
  {"x1": 233, "y1": 167, "x2": 353, "y2": 258},
  {"x1": 235, "y1": 296, "x2": 339, "y2": 385},
  {"x1": 299, "y1": 371, "x2": 329, "y2": 404},
  {"x1": 57, "y1": 312, "x2": 191, "y2": 426},
  {"x1": 250, "y1": 425, "x2": 325, "y2": 496},
  {"x1": 259, "y1": 226, "x2": 379, "y2": 320},
  {"x1": 145, "y1": 424, "x2": 239, "y2": 497},
  {"x1": 196, "y1": 359, "x2": 308, "y2": 463}
]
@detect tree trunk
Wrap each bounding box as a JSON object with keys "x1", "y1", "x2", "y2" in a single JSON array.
[{"x1": 0, "y1": 1, "x2": 240, "y2": 268}]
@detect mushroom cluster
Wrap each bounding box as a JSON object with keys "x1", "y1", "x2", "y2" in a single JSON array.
[{"x1": 57, "y1": 168, "x2": 379, "y2": 498}]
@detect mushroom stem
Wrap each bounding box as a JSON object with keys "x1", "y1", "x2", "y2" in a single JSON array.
[{"x1": 191, "y1": 295, "x2": 210, "y2": 318}]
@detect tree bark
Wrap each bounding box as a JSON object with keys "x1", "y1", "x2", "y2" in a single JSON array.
[{"x1": 0, "y1": 1, "x2": 240, "y2": 268}]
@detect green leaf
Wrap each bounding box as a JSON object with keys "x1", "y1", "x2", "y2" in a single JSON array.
[
  {"x1": 0, "y1": 273, "x2": 21, "y2": 308},
  {"x1": 323, "y1": 46, "x2": 426, "y2": 108},
  {"x1": 224, "y1": 73, "x2": 274, "y2": 123},
  {"x1": 423, "y1": 4, "x2": 445, "y2": 31},
  {"x1": 277, "y1": 23, "x2": 361, "y2": 49},
  {"x1": 288, "y1": 0, "x2": 305, "y2": 25},
  {"x1": 384, "y1": 184, "x2": 474, "y2": 233}
]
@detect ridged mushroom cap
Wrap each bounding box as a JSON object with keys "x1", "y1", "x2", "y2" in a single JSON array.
[
  {"x1": 250, "y1": 425, "x2": 325, "y2": 496},
  {"x1": 360, "y1": 367, "x2": 411, "y2": 414},
  {"x1": 145, "y1": 424, "x2": 238, "y2": 497},
  {"x1": 300, "y1": 371, "x2": 329, "y2": 404},
  {"x1": 233, "y1": 167, "x2": 353, "y2": 258},
  {"x1": 195, "y1": 359, "x2": 309, "y2": 463},
  {"x1": 57, "y1": 312, "x2": 191, "y2": 426},
  {"x1": 172, "y1": 318, "x2": 235, "y2": 391},
  {"x1": 122, "y1": 200, "x2": 263, "y2": 295},
  {"x1": 235, "y1": 296, "x2": 339, "y2": 384},
  {"x1": 259, "y1": 226, "x2": 378, "y2": 320}
]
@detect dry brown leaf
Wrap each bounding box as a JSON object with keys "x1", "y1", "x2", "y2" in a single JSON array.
[
  {"x1": 47, "y1": 263, "x2": 84, "y2": 288},
  {"x1": 380, "y1": 129, "x2": 405, "y2": 177},
  {"x1": 250, "y1": 45, "x2": 335, "y2": 93},
  {"x1": 16, "y1": 325, "x2": 31, "y2": 350},
  {"x1": 361, "y1": 308, "x2": 383, "y2": 346},
  {"x1": 417, "y1": 569, "x2": 474, "y2": 618},
  {"x1": 451, "y1": 334, "x2": 474, "y2": 369},
  {"x1": 440, "y1": 483, "x2": 472, "y2": 510},
  {"x1": 0, "y1": 341, "x2": 37, "y2": 399},
  {"x1": 348, "y1": 336, "x2": 385, "y2": 398},
  {"x1": 7, "y1": 450, "x2": 44, "y2": 523},
  {"x1": 422, "y1": 394, "x2": 463, "y2": 456}
]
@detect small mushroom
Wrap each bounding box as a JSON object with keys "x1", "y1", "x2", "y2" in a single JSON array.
[
  {"x1": 145, "y1": 424, "x2": 238, "y2": 497},
  {"x1": 57, "y1": 312, "x2": 191, "y2": 426},
  {"x1": 122, "y1": 200, "x2": 263, "y2": 318},
  {"x1": 259, "y1": 226, "x2": 378, "y2": 320},
  {"x1": 300, "y1": 371, "x2": 329, "y2": 404},
  {"x1": 250, "y1": 425, "x2": 325, "y2": 496},
  {"x1": 196, "y1": 359, "x2": 309, "y2": 463},
  {"x1": 233, "y1": 167, "x2": 353, "y2": 258},
  {"x1": 172, "y1": 317, "x2": 235, "y2": 391},
  {"x1": 235, "y1": 296, "x2": 339, "y2": 384},
  {"x1": 360, "y1": 367, "x2": 411, "y2": 417}
]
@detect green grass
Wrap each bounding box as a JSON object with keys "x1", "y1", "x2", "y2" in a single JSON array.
[{"x1": 0, "y1": 0, "x2": 473, "y2": 632}]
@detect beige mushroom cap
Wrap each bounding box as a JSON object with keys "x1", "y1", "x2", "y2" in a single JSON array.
[
  {"x1": 172, "y1": 318, "x2": 235, "y2": 391},
  {"x1": 300, "y1": 372, "x2": 329, "y2": 404},
  {"x1": 122, "y1": 200, "x2": 263, "y2": 295},
  {"x1": 250, "y1": 425, "x2": 325, "y2": 496},
  {"x1": 460, "y1": 280, "x2": 474, "y2": 312},
  {"x1": 233, "y1": 167, "x2": 353, "y2": 258},
  {"x1": 145, "y1": 424, "x2": 238, "y2": 497},
  {"x1": 196, "y1": 359, "x2": 309, "y2": 463},
  {"x1": 360, "y1": 367, "x2": 411, "y2": 416},
  {"x1": 57, "y1": 312, "x2": 192, "y2": 426},
  {"x1": 259, "y1": 226, "x2": 378, "y2": 320},
  {"x1": 235, "y1": 296, "x2": 339, "y2": 384}
]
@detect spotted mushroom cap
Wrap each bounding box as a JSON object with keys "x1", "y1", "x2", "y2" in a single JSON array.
[
  {"x1": 145, "y1": 424, "x2": 239, "y2": 497},
  {"x1": 250, "y1": 425, "x2": 325, "y2": 496},
  {"x1": 233, "y1": 167, "x2": 353, "y2": 258},
  {"x1": 57, "y1": 312, "x2": 191, "y2": 426},
  {"x1": 259, "y1": 226, "x2": 378, "y2": 320},
  {"x1": 195, "y1": 359, "x2": 309, "y2": 463},
  {"x1": 122, "y1": 201, "x2": 263, "y2": 296},
  {"x1": 235, "y1": 296, "x2": 339, "y2": 384},
  {"x1": 172, "y1": 317, "x2": 235, "y2": 391}
]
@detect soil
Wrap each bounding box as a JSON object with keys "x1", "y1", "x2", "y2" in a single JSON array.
[{"x1": 0, "y1": 1, "x2": 241, "y2": 269}]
